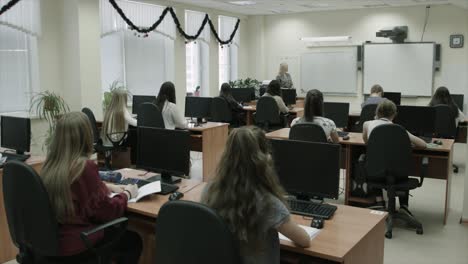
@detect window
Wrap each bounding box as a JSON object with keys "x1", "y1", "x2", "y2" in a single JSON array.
[
  {"x1": 0, "y1": 25, "x2": 39, "y2": 113},
  {"x1": 218, "y1": 16, "x2": 239, "y2": 88},
  {"x1": 185, "y1": 10, "x2": 210, "y2": 96}
]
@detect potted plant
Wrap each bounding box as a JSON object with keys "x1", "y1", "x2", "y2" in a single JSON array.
[
  {"x1": 30, "y1": 91, "x2": 70, "y2": 149},
  {"x1": 103, "y1": 81, "x2": 127, "y2": 111},
  {"x1": 229, "y1": 78, "x2": 262, "y2": 96}
]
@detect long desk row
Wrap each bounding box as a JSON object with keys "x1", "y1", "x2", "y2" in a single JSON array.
[{"x1": 266, "y1": 129, "x2": 454, "y2": 225}]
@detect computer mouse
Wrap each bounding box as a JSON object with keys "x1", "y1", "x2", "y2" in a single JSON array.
[
  {"x1": 433, "y1": 140, "x2": 443, "y2": 145},
  {"x1": 342, "y1": 135, "x2": 350, "y2": 140},
  {"x1": 311, "y1": 217, "x2": 324, "y2": 229},
  {"x1": 169, "y1": 191, "x2": 184, "y2": 201}
]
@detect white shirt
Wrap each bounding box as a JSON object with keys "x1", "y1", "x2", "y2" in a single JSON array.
[
  {"x1": 364, "y1": 118, "x2": 392, "y2": 138},
  {"x1": 103, "y1": 107, "x2": 137, "y2": 147},
  {"x1": 263, "y1": 93, "x2": 289, "y2": 114},
  {"x1": 161, "y1": 101, "x2": 187, "y2": 130},
  {"x1": 456, "y1": 109, "x2": 466, "y2": 124},
  {"x1": 291, "y1": 116, "x2": 337, "y2": 139}
]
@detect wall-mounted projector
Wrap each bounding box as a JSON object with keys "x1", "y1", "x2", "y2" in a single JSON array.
[{"x1": 376, "y1": 26, "x2": 408, "y2": 43}]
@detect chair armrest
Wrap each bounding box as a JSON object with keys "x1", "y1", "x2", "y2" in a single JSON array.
[
  {"x1": 80, "y1": 217, "x2": 128, "y2": 250},
  {"x1": 418, "y1": 157, "x2": 429, "y2": 187}
]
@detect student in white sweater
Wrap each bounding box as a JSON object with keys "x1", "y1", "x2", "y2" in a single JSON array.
[
  {"x1": 262, "y1": 80, "x2": 289, "y2": 114},
  {"x1": 155, "y1": 81, "x2": 187, "y2": 130},
  {"x1": 101, "y1": 89, "x2": 137, "y2": 147}
]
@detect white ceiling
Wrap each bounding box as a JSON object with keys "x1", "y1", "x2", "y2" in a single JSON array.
[{"x1": 168, "y1": 0, "x2": 468, "y2": 15}]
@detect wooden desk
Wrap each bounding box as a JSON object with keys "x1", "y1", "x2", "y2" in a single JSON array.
[
  {"x1": 266, "y1": 128, "x2": 454, "y2": 224},
  {"x1": 119, "y1": 169, "x2": 386, "y2": 264},
  {"x1": 0, "y1": 155, "x2": 45, "y2": 263},
  {"x1": 242, "y1": 106, "x2": 304, "y2": 126}
]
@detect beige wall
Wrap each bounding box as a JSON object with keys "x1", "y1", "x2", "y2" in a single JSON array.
[{"x1": 462, "y1": 9, "x2": 468, "y2": 222}]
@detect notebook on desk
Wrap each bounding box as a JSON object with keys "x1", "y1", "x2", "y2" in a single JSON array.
[
  {"x1": 279, "y1": 225, "x2": 321, "y2": 242},
  {"x1": 110, "y1": 180, "x2": 161, "y2": 203}
]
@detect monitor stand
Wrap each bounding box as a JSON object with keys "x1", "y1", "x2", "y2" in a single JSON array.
[{"x1": 161, "y1": 172, "x2": 182, "y2": 185}]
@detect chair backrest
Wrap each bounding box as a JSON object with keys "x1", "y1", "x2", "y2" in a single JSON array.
[
  {"x1": 434, "y1": 104, "x2": 457, "y2": 138},
  {"x1": 211, "y1": 97, "x2": 233, "y2": 123},
  {"x1": 358, "y1": 104, "x2": 378, "y2": 132},
  {"x1": 365, "y1": 124, "x2": 411, "y2": 183},
  {"x1": 137, "y1": 103, "x2": 165, "y2": 128},
  {"x1": 3, "y1": 161, "x2": 59, "y2": 257},
  {"x1": 155, "y1": 201, "x2": 240, "y2": 264},
  {"x1": 82, "y1": 107, "x2": 101, "y2": 145},
  {"x1": 255, "y1": 96, "x2": 280, "y2": 125},
  {"x1": 289, "y1": 123, "x2": 328, "y2": 143}
]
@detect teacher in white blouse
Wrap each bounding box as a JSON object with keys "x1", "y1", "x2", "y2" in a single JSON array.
[{"x1": 276, "y1": 63, "x2": 294, "y2": 89}]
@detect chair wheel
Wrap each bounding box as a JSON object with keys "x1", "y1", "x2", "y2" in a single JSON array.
[
  {"x1": 416, "y1": 228, "x2": 423, "y2": 235},
  {"x1": 385, "y1": 231, "x2": 392, "y2": 239}
]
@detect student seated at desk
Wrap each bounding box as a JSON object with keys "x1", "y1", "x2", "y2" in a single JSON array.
[
  {"x1": 362, "y1": 84, "x2": 385, "y2": 109},
  {"x1": 263, "y1": 80, "x2": 289, "y2": 114},
  {"x1": 40, "y1": 112, "x2": 142, "y2": 262},
  {"x1": 291, "y1": 89, "x2": 340, "y2": 143},
  {"x1": 102, "y1": 89, "x2": 137, "y2": 147},
  {"x1": 429, "y1": 86, "x2": 466, "y2": 124},
  {"x1": 155, "y1": 81, "x2": 187, "y2": 130},
  {"x1": 202, "y1": 127, "x2": 310, "y2": 264},
  {"x1": 219, "y1": 82, "x2": 245, "y2": 123}
]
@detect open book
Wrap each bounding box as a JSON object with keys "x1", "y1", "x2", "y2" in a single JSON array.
[
  {"x1": 279, "y1": 225, "x2": 321, "y2": 242},
  {"x1": 110, "y1": 181, "x2": 161, "y2": 203}
]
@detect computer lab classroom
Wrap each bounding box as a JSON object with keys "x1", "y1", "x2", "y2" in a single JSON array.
[{"x1": 1, "y1": 0, "x2": 468, "y2": 263}]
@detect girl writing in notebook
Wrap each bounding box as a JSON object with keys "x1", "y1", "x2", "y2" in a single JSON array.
[{"x1": 202, "y1": 127, "x2": 310, "y2": 264}]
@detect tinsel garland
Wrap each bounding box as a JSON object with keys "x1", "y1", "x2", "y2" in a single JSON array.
[{"x1": 0, "y1": 0, "x2": 21, "y2": 16}]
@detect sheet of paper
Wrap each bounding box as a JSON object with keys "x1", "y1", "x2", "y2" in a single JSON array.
[
  {"x1": 279, "y1": 225, "x2": 320, "y2": 242},
  {"x1": 128, "y1": 181, "x2": 161, "y2": 203}
]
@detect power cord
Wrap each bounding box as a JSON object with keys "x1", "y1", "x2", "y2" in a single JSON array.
[{"x1": 421, "y1": 5, "x2": 430, "y2": 42}]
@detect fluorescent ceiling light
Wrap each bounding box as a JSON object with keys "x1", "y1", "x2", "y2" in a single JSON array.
[
  {"x1": 300, "y1": 36, "x2": 352, "y2": 42},
  {"x1": 229, "y1": 1, "x2": 256, "y2": 6}
]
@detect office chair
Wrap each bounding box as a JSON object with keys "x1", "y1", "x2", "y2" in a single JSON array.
[
  {"x1": 82, "y1": 108, "x2": 114, "y2": 169},
  {"x1": 211, "y1": 97, "x2": 233, "y2": 124},
  {"x1": 354, "y1": 104, "x2": 378, "y2": 132},
  {"x1": 137, "y1": 102, "x2": 165, "y2": 128},
  {"x1": 155, "y1": 201, "x2": 241, "y2": 264},
  {"x1": 363, "y1": 124, "x2": 427, "y2": 239},
  {"x1": 2, "y1": 161, "x2": 128, "y2": 264},
  {"x1": 434, "y1": 105, "x2": 459, "y2": 173},
  {"x1": 289, "y1": 123, "x2": 328, "y2": 143},
  {"x1": 255, "y1": 96, "x2": 288, "y2": 131}
]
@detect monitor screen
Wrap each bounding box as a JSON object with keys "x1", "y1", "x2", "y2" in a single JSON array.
[
  {"x1": 383, "y1": 92, "x2": 401, "y2": 106},
  {"x1": 185, "y1": 96, "x2": 213, "y2": 118},
  {"x1": 270, "y1": 139, "x2": 341, "y2": 200},
  {"x1": 323, "y1": 102, "x2": 350, "y2": 128},
  {"x1": 394, "y1": 106, "x2": 435, "y2": 135},
  {"x1": 231, "y1": 88, "x2": 255, "y2": 103},
  {"x1": 0, "y1": 116, "x2": 31, "y2": 154},
  {"x1": 136, "y1": 127, "x2": 190, "y2": 177},
  {"x1": 132, "y1": 95, "x2": 155, "y2": 114},
  {"x1": 281, "y1": 89, "x2": 297, "y2": 106},
  {"x1": 452, "y1": 94, "x2": 464, "y2": 112}
]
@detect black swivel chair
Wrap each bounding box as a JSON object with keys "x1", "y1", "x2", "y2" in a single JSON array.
[
  {"x1": 137, "y1": 102, "x2": 165, "y2": 128},
  {"x1": 155, "y1": 201, "x2": 241, "y2": 264},
  {"x1": 363, "y1": 124, "x2": 427, "y2": 239},
  {"x1": 434, "y1": 105, "x2": 459, "y2": 173},
  {"x1": 255, "y1": 96, "x2": 288, "y2": 131},
  {"x1": 354, "y1": 104, "x2": 378, "y2": 132},
  {"x1": 3, "y1": 161, "x2": 128, "y2": 264},
  {"x1": 211, "y1": 97, "x2": 233, "y2": 124},
  {"x1": 289, "y1": 123, "x2": 328, "y2": 143}
]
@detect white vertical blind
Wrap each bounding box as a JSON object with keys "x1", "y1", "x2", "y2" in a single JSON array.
[
  {"x1": 218, "y1": 15, "x2": 239, "y2": 87},
  {"x1": 219, "y1": 15, "x2": 239, "y2": 46},
  {"x1": 185, "y1": 10, "x2": 210, "y2": 43},
  {"x1": 0, "y1": 0, "x2": 41, "y2": 36}
]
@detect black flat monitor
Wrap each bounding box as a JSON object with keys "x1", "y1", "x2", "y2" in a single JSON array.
[
  {"x1": 185, "y1": 97, "x2": 213, "y2": 123},
  {"x1": 270, "y1": 139, "x2": 341, "y2": 200},
  {"x1": 383, "y1": 92, "x2": 401, "y2": 106},
  {"x1": 1, "y1": 116, "x2": 31, "y2": 155},
  {"x1": 394, "y1": 106, "x2": 436, "y2": 136},
  {"x1": 231, "y1": 88, "x2": 255, "y2": 104},
  {"x1": 324, "y1": 102, "x2": 350, "y2": 128},
  {"x1": 132, "y1": 95, "x2": 155, "y2": 114},
  {"x1": 452, "y1": 94, "x2": 464, "y2": 111},
  {"x1": 281, "y1": 89, "x2": 297, "y2": 106},
  {"x1": 136, "y1": 127, "x2": 190, "y2": 184}
]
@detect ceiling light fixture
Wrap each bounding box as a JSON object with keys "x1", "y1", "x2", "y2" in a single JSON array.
[{"x1": 228, "y1": 1, "x2": 257, "y2": 6}]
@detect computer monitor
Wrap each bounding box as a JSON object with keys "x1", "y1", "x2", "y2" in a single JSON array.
[
  {"x1": 281, "y1": 89, "x2": 297, "y2": 106},
  {"x1": 383, "y1": 92, "x2": 401, "y2": 106},
  {"x1": 231, "y1": 88, "x2": 255, "y2": 104},
  {"x1": 136, "y1": 127, "x2": 190, "y2": 184},
  {"x1": 394, "y1": 106, "x2": 435, "y2": 136},
  {"x1": 0, "y1": 116, "x2": 31, "y2": 155},
  {"x1": 185, "y1": 96, "x2": 213, "y2": 124},
  {"x1": 132, "y1": 95, "x2": 155, "y2": 114},
  {"x1": 452, "y1": 94, "x2": 464, "y2": 111},
  {"x1": 323, "y1": 102, "x2": 350, "y2": 128},
  {"x1": 270, "y1": 139, "x2": 341, "y2": 200}
]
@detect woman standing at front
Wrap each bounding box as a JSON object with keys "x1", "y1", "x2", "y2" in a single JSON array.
[{"x1": 276, "y1": 63, "x2": 294, "y2": 89}]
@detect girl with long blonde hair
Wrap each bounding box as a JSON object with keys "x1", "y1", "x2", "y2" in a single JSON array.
[
  {"x1": 276, "y1": 62, "x2": 294, "y2": 89},
  {"x1": 41, "y1": 112, "x2": 142, "y2": 262},
  {"x1": 202, "y1": 127, "x2": 310, "y2": 264},
  {"x1": 102, "y1": 89, "x2": 137, "y2": 146}
]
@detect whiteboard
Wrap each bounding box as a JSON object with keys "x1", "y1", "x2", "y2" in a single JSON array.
[
  {"x1": 363, "y1": 43, "x2": 435, "y2": 96},
  {"x1": 300, "y1": 47, "x2": 358, "y2": 95}
]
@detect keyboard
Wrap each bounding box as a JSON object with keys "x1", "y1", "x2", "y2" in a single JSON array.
[
  {"x1": 287, "y1": 199, "x2": 337, "y2": 219},
  {"x1": 337, "y1": 131, "x2": 349, "y2": 137},
  {"x1": 0, "y1": 152, "x2": 29, "y2": 162}
]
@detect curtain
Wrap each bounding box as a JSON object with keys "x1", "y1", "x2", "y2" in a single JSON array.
[
  {"x1": 185, "y1": 10, "x2": 210, "y2": 44},
  {"x1": 219, "y1": 15, "x2": 239, "y2": 46},
  {"x1": 100, "y1": 0, "x2": 175, "y2": 40},
  {"x1": 0, "y1": 0, "x2": 41, "y2": 36},
  {"x1": 218, "y1": 16, "x2": 239, "y2": 86}
]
